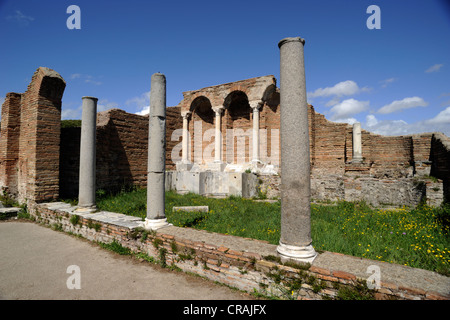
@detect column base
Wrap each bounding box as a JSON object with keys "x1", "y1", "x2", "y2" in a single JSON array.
[
  {"x1": 142, "y1": 218, "x2": 172, "y2": 230},
  {"x1": 350, "y1": 157, "x2": 363, "y2": 163},
  {"x1": 207, "y1": 162, "x2": 227, "y2": 172},
  {"x1": 75, "y1": 206, "x2": 97, "y2": 213},
  {"x1": 176, "y1": 161, "x2": 193, "y2": 171},
  {"x1": 277, "y1": 242, "x2": 318, "y2": 264}
]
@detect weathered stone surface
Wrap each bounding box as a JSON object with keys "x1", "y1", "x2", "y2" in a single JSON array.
[
  {"x1": 277, "y1": 36, "x2": 316, "y2": 262},
  {"x1": 78, "y1": 97, "x2": 98, "y2": 208}
]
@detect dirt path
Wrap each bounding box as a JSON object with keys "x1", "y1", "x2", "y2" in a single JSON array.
[{"x1": 0, "y1": 220, "x2": 255, "y2": 300}]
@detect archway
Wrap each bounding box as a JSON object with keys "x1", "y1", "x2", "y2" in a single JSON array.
[
  {"x1": 189, "y1": 96, "x2": 214, "y2": 164},
  {"x1": 224, "y1": 91, "x2": 252, "y2": 164}
]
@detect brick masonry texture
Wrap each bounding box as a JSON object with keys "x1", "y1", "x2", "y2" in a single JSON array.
[
  {"x1": 0, "y1": 67, "x2": 65, "y2": 203},
  {"x1": 27, "y1": 202, "x2": 450, "y2": 300}
]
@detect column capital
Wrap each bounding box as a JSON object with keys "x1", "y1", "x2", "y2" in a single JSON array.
[
  {"x1": 212, "y1": 106, "x2": 224, "y2": 115},
  {"x1": 249, "y1": 100, "x2": 263, "y2": 111},
  {"x1": 181, "y1": 110, "x2": 191, "y2": 119},
  {"x1": 278, "y1": 37, "x2": 305, "y2": 48}
]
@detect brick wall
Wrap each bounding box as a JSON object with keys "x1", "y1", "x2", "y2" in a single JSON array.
[
  {"x1": 0, "y1": 67, "x2": 65, "y2": 203},
  {"x1": 0, "y1": 93, "x2": 22, "y2": 196},
  {"x1": 430, "y1": 133, "x2": 450, "y2": 202},
  {"x1": 59, "y1": 106, "x2": 182, "y2": 198}
]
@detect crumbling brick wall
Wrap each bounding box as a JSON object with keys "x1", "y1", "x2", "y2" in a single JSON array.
[
  {"x1": 430, "y1": 133, "x2": 450, "y2": 202},
  {"x1": 0, "y1": 93, "x2": 22, "y2": 196}
]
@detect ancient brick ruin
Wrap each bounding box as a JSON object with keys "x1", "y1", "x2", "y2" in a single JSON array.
[
  {"x1": 1, "y1": 67, "x2": 449, "y2": 207},
  {"x1": 0, "y1": 67, "x2": 65, "y2": 203}
]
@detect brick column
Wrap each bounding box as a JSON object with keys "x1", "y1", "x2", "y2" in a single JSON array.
[{"x1": 277, "y1": 37, "x2": 317, "y2": 263}]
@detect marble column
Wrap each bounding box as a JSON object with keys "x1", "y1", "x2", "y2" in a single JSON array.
[
  {"x1": 352, "y1": 122, "x2": 363, "y2": 162},
  {"x1": 181, "y1": 111, "x2": 191, "y2": 163},
  {"x1": 144, "y1": 73, "x2": 170, "y2": 230},
  {"x1": 176, "y1": 110, "x2": 193, "y2": 171},
  {"x1": 250, "y1": 101, "x2": 263, "y2": 164},
  {"x1": 277, "y1": 37, "x2": 317, "y2": 263},
  {"x1": 78, "y1": 96, "x2": 98, "y2": 210}
]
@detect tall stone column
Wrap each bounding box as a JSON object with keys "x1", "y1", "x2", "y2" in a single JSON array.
[
  {"x1": 250, "y1": 101, "x2": 262, "y2": 164},
  {"x1": 144, "y1": 73, "x2": 170, "y2": 230},
  {"x1": 352, "y1": 122, "x2": 363, "y2": 162},
  {"x1": 277, "y1": 37, "x2": 317, "y2": 263},
  {"x1": 78, "y1": 96, "x2": 98, "y2": 210}
]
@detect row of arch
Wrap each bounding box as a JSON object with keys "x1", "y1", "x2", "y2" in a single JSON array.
[{"x1": 178, "y1": 82, "x2": 280, "y2": 167}]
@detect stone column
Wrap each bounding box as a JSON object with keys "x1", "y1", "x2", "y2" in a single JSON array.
[
  {"x1": 208, "y1": 106, "x2": 226, "y2": 171},
  {"x1": 250, "y1": 101, "x2": 263, "y2": 164},
  {"x1": 78, "y1": 96, "x2": 98, "y2": 210},
  {"x1": 352, "y1": 122, "x2": 363, "y2": 162},
  {"x1": 181, "y1": 111, "x2": 191, "y2": 163},
  {"x1": 176, "y1": 110, "x2": 193, "y2": 171},
  {"x1": 144, "y1": 73, "x2": 170, "y2": 230},
  {"x1": 277, "y1": 37, "x2": 317, "y2": 263},
  {"x1": 213, "y1": 106, "x2": 223, "y2": 163}
]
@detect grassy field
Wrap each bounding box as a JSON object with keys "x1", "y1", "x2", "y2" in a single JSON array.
[{"x1": 95, "y1": 188, "x2": 450, "y2": 275}]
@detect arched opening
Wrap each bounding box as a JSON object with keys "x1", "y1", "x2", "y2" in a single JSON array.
[
  {"x1": 224, "y1": 91, "x2": 252, "y2": 164},
  {"x1": 190, "y1": 96, "x2": 214, "y2": 124},
  {"x1": 189, "y1": 96, "x2": 214, "y2": 164}
]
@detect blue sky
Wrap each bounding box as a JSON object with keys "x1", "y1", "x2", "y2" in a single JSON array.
[{"x1": 0, "y1": 0, "x2": 449, "y2": 136}]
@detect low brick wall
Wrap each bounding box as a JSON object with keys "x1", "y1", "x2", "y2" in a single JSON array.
[
  {"x1": 27, "y1": 202, "x2": 449, "y2": 300},
  {"x1": 259, "y1": 174, "x2": 445, "y2": 207}
]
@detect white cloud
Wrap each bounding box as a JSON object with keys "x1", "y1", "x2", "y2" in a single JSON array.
[
  {"x1": 366, "y1": 114, "x2": 378, "y2": 127},
  {"x1": 126, "y1": 91, "x2": 150, "y2": 115},
  {"x1": 379, "y1": 77, "x2": 397, "y2": 88},
  {"x1": 425, "y1": 64, "x2": 443, "y2": 73},
  {"x1": 364, "y1": 109, "x2": 450, "y2": 136},
  {"x1": 377, "y1": 96, "x2": 428, "y2": 114},
  {"x1": 424, "y1": 106, "x2": 450, "y2": 125},
  {"x1": 69, "y1": 73, "x2": 102, "y2": 85},
  {"x1": 61, "y1": 107, "x2": 81, "y2": 120},
  {"x1": 136, "y1": 106, "x2": 150, "y2": 116},
  {"x1": 0, "y1": 97, "x2": 5, "y2": 106},
  {"x1": 330, "y1": 98, "x2": 370, "y2": 120},
  {"x1": 97, "y1": 99, "x2": 118, "y2": 112},
  {"x1": 6, "y1": 10, "x2": 34, "y2": 26},
  {"x1": 308, "y1": 80, "x2": 370, "y2": 99},
  {"x1": 84, "y1": 79, "x2": 102, "y2": 86},
  {"x1": 332, "y1": 117, "x2": 358, "y2": 125}
]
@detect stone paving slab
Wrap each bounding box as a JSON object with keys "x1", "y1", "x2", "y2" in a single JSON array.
[{"x1": 0, "y1": 207, "x2": 21, "y2": 220}]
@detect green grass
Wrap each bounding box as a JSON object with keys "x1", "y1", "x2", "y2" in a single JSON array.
[{"x1": 94, "y1": 188, "x2": 450, "y2": 275}]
